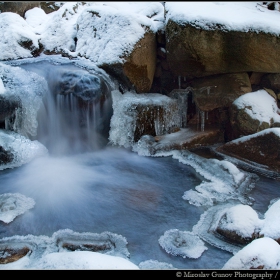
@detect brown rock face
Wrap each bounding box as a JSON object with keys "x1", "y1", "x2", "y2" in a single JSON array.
[
  {"x1": 0, "y1": 2, "x2": 40, "y2": 17},
  {"x1": 166, "y1": 20, "x2": 280, "y2": 78},
  {"x1": 123, "y1": 32, "x2": 157, "y2": 93},
  {"x1": 229, "y1": 104, "x2": 271, "y2": 139},
  {"x1": 190, "y1": 73, "x2": 252, "y2": 111},
  {"x1": 100, "y1": 32, "x2": 157, "y2": 93},
  {"x1": 217, "y1": 129, "x2": 280, "y2": 173}
]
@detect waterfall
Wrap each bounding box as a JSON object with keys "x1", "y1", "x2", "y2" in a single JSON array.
[{"x1": 3, "y1": 59, "x2": 113, "y2": 156}]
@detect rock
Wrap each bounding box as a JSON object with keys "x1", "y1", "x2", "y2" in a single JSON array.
[
  {"x1": 0, "y1": 95, "x2": 21, "y2": 123},
  {"x1": 166, "y1": 20, "x2": 280, "y2": 79},
  {"x1": 190, "y1": 73, "x2": 252, "y2": 111},
  {"x1": 229, "y1": 89, "x2": 280, "y2": 139},
  {"x1": 216, "y1": 128, "x2": 280, "y2": 173},
  {"x1": 0, "y1": 2, "x2": 40, "y2": 18},
  {"x1": 0, "y1": 246, "x2": 30, "y2": 264}
]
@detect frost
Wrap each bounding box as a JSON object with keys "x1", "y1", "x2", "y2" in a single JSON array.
[{"x1": 158, "y1": 229, "x2": 208, "y2": 259}]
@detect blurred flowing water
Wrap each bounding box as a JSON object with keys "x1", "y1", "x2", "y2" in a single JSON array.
[{"x1": 0, "y1": 59, "x2": 280, "y2": 269}]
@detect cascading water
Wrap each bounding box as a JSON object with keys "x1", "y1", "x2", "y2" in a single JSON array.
[
  {"x1": 17, "y1": 60, "x2": 113, "y2": 156},
  {"x1": 1, "y1": 57, "x2": 280, "y2": 269}
]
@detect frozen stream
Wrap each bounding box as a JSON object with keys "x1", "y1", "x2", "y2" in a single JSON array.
[{"x1": 1, "y1": 57, "x2": 280, "y2": 269}]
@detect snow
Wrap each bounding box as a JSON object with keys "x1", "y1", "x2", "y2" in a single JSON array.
[
  {"x1": 232, "y1": 89, "x2": 280, "y2": 125},
  {"x1": 222, "y1": 237, "x2": 280, "y2": 269},
  {"x1": 158, "y1": 229, "x2": 208, "y2": 259},
  {"x1": 0, "y1": 129, "x2": 48, "y2": 170},
  {"x1": 0, "y1": 1, "x2": 280, "y2": 270},
  {"x1": 215, "y1": 204, "x2": 263, "y2": 238},
  {"x1": 165, "y1": 2, "x2": 280, "y2": 34},
  {"x1": 0, "y1": 193, "x2": 35, "y2": 224},
  {"x1": 0, "y1": 229, "x2": 138, "y2": 270},
  {"x1": 260, "y1": 198, "x2": 280, "y2": 240}
]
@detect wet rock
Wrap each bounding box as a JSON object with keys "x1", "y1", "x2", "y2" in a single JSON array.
[
  {"x1": 0, "y1": 245, "x2": 31, "y2": 264},
  {"x1": 217, "y1": 128, "x2": 280, "y2": 173}
]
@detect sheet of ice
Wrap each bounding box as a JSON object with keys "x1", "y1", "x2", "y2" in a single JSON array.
[
  {"x1": 192, "y1": 202, "x2": 246, "y2": 254},
  {"x1": 0, "y1": 62, "x2": 48, "y2": 138},
  {"x1": 0, "y1": 193, "x2": 35, "y2": 224},
  {"x1": 0, "y1": 229, "x2": 138, "y2": 269},
  {"x1": 158, "y1": 229, "x2": 208, "y2": 259},
  {"x1": 154, "y1": 150, "x2": 256, "y2": 207},
  {"x1": 222, "y1": 237, "x2": 280, "y2": 269},
  {"x1": 109, "y1": 90, "x2": 179, "y2": 149},
  {"x1": 232, "y1": 89, "x2": 280, "y2": 125},
  {"x1": 260, "y1": 198, "x2": 280, "y2": 240},
  {"x1": 0, "y1": 129, "x2": 48, "y2": 170},
  {"x1": 165, "y1": 2, "x2": 280, "y2": 34}
]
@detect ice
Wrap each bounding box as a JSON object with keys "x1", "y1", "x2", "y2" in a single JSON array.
[
  {"x1": 158, "y1": 229, "x2": 208, "y2": 259},
  {"x1": 0, "y1": 129, "x2": 48, "y2": 170},
  {"x1": 109, "y1": 90, "x2": 180, "y2": 148},
  {"x1": 0, "y1": 193, "x2": 35, "y2": 224},
  {"x1": 0, "y1": 62, "x2": 48, "y2": 138},
  {"x1": 169, "y1": 150, "x2": 256, "y2": 207},
  {"x1": 0, "y1": 229, "x2": 135, "y2": 269}
]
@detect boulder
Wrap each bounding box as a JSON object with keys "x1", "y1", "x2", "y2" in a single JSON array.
[
  {"x1": 229, "y1": 89, "x2": 280, "y2": 139},
  {"x1": 216, "y1": 128, "x2": 280, "y2": 173},
  {"x1": 166, "y1": 20, "x2": 280, "y2": 79},
  {"x1": 190, "y1": 73, "x2": 252, "y2": 111}
]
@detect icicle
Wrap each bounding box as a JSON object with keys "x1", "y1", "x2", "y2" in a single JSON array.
[
  {"x1": 178, "y1": 76, "x2": 181, "y2": 89},
  {"x1": 200, "y1": 110, "x2": 205, "y2": 132},
  {"x1": 196, "y1": 105, "x2": 200, "y2": 131},
  {"x1": 206, "y1": 111, "x2": 208, "y2": 120},
  {"x1": 207, "y1": 86, "x2": 210, "y2": 95}
]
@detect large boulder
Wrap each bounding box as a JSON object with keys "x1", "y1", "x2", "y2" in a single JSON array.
[
  {"x1": 190, "y1": 72, "x2": 252, "y2": 111},
  {"x1": 75, "y1": 4, "x2": 163, "y2": 93},
  {"x1": 165, "y1": 20, "x2": 280, "y2": 79},
  {"x1": 229, "y1": 89, "x2": 280, "y2": 139}
]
